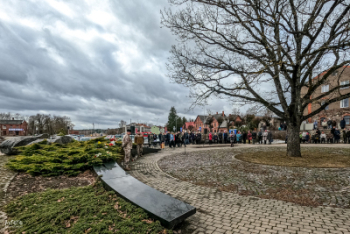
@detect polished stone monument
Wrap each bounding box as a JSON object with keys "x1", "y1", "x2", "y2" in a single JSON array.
[{"x1": 94, "y1": 162, "x2": 196, "y2": 229}]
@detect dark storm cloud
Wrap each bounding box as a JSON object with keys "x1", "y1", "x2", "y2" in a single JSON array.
[{"x1": 0, "y1": 0, "x2": 227, "y2": 128}]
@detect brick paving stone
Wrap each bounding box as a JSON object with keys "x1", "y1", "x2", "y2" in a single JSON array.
[
  {"x1": 128, "y1": 146, "x2": 350, "y2": 234},
  {"x1": 0, "y1": 153, "x2": 16, "y2": 234}
]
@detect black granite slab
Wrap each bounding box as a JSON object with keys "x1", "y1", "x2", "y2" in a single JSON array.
[{"x1": 94, "y1": 162, "x2": 196, "y2": 229}]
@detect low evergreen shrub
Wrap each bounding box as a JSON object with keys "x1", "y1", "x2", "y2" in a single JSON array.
[
  {"x1": 5, "y1": 180, "x2": 172, "y2": 234},
  {"x1": 7, "y1": 138, "x2": 123, "y2": 177}
]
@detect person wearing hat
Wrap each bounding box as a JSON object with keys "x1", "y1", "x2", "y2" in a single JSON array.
[{"x1": 122, "y1": 130, "x2": 133, "y2": 171}]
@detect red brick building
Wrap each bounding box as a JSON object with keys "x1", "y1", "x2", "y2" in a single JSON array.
[
  {"x1": 182, "y1": 122, "x2": 195, "y2": 130},
  {"x1": 0, "y1": 119, "x2": 28, "y2": 136},
  {"x1": 302, "y1": 66, "x2": 350, "y2": 127}
]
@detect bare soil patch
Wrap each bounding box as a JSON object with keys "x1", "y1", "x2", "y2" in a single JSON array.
[
  {"x1": 6, "y1": 170, "x2": 96, "y2": 200},
  {"x1": 236, "y1": 147, "x2": 350, "y2": 168}
]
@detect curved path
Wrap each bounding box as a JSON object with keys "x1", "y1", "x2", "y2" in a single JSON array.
[
  {"x1": 0, "y1": 153, "x2": 16, "y2": 233},
  {"x1": 130, "y1": 145, "x2": 350, "y2": 234}
]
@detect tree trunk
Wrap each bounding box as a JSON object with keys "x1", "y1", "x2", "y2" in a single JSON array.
[{"x1": 287, "y1": 124, "x2": 301, "y2": 157}]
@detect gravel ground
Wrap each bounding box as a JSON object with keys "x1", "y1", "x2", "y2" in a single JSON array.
[{"x1": 159, "y1": 147, "x2": 350, "y2": 208}]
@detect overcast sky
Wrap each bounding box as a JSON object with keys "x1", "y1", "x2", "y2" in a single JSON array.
[{"x1": 0, "y1": 0, "x2": 233, "y2": 129}]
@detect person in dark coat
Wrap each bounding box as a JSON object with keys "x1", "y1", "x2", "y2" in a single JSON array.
[
  {"x1": 315, "y1": 129, "x2": 321, "y2": 144},
  {"x1": 251, "y1": 130, "x2": 257, "y2": 144},
  {"x1": 218, "y1": 132, "x2": 223, "y2": 144},
  {"x1": 342, "y1": 129, "x2": 347, "y2": 143},
  {"x1": 190, "y1": 132, "x2": 195, "y2": 144},
  {"x1": 230, "y1": 132, "x2": 235, "y2": 147},
  {"x1": 332, "y1": 119, "x2": 337, "y2": 128},
  {"x1": 331, "y1": 126, "x2": 336, "y2": 143},
  {"x1": 340, "y1": 118, "x2": 346, "y2": 129},
  {"x1": 347, "y1": 128, "x2": 350, "y2": 144},
  {"x1": 196, "y1": 132, "x2": 202, "y2": 144},
  {"x1": 258, "y1": 129, "x2": 263, "y2": 144},
  {"x1": 334, "y1": 128, "x2": 340, "y2": 143},
  {"x1": 242, "y1": 131, "x2": 247, "y2": 144},
  {"x1": 327, "y1": 119, "x2": 332, "y2": 129},
  {"x1": 267, "y1": 130, "x2": 273, "y2": 144},
  {"x1": 223, "y1": 131, "x2": 228, "y2": 143},
  {"x1": 213, "y1": 133, "x2": 218, "y2": 144}
]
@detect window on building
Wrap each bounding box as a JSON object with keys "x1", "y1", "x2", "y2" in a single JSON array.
[
  {"x1": 321, "y1": 85, "x2": 329, "y2": 93},
  {"x1": 332, "y1": 71, "x2": 338, "y2": 76},
  {"x1": 340, "y1": 98, "x2": 349, "y2": 108},
  {"x1": 345, "y1": 116, "x2": 350, "y2": 125},
  {"x1": 2, "y1": 125, "x2": 6, "y2": 129},
  {"x1": 340, "y1": 80, "x2": 349, "y2": 90},
  {"x1": 321, "y1": 101, "x2": 329, "y2": 110}
]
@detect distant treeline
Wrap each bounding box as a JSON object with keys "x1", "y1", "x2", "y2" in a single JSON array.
[{"x1": 0, "y1": 112, "x2": 74, "y2": 135}]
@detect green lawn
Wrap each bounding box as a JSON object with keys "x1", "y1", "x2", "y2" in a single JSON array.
[{"x1": 5, "y1": 180, "x2": 172, "y2": 234}]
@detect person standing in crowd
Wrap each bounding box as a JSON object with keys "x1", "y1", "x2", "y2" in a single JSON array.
[
  {"x1": 326, "y1": 132, "x2": 333, "y2": 143},
  {"x1": 169, "y1": 132, "x2": 175, "y2": 148},
  {"x1": 134, "y1": 132, "x2": 144, "y2": 159},
  {"x1": 236, "y1": 131, "x2": 241, "y2": 143},
  {"x1": 299, "y1": 132, "x2": 302, "y2": 143},
  {"x1": 247, "y1": 131, "x2": 252, "y2": 144},
  {"x1": 320, "y1": 131, "x2": 326, "y2": 144},
  {"x1": 213, "y1": 133, "x2": 218, "y2": 144},
  {"x1": 347, "y1": 128, "x2": 350, "y2": 144},
  {"x1": 327, "y1": 119, "x2": 332, "y2": 129},
  {"x1": 122, "y1": 130, "x2": 132, "y2": 171},
  {"x1": 183, "y1": 131, "x2": 189, "y2": 147},
  {"x1": 340, "y1": 118, "x2": 346, "y2": 130},
  {"x1": 267, "y1": 130, "x2": 273, "y2": 144},
  {"x1": 218, "y1": 131, "x2": 223, "y2": 144},
  {"x1": 158, "y1": 132, "x2": 163, "y2": 144},
  {"x1": 258, "y1": 129, "x2": 263, "y2": 144},
  {"x1": 322, "y1": 119, "x2": 327, "y2": 130},
  {"x1": 315, "y1": 128, "x2": 321, "y2": 144},
  {"x1": 313, "y1": 120, "x2": 318, "y2": 130},
  {"x1": 223, "y1": 131, "x2": 228, "y2": 143},
  {"x1": 263, "y1": 130, "x2": 268, "y2": 144},
  {"x1": 242, "y1": 131, "x2": 247, "y2": 144},
  {"x1": 150, "y1": 133, "x2": 155, "y2": 148},
  {"x1": 283, "y1": 122, "x2": 288, "y2": 131},
  {"x1": 230, "y1": 131, "x2": 235, "y2": 147},
  {"x1": 209, "y1": 132, "x2": 213, "y2": 144},
  {"x1": 332, "y1": 119, "x2": 337, "y2": 129},
  {"x1": 331, "y1": 126, "x2": 336, "y2": 143},
  {"x1": 306, "y1": 132, "x2": 310, "y2": 143},
  {"x1": 302, "y1": 131, "x2": 307, "y2": 143},
  {"x1": 252, "y1": 130, "x2": 257, "y2": 144},
  {"x1": 191, "y1": 131, "x2": 195, "y2": 144},
  {"x1": 196, "y1": 132, "x2": 202, "y2": 145},
  {"x1": 334, "y1": 128, "x2": 340, "y2": 143},
  {"x1": 342, "y1": 129, "x2": 347, "y2": 143},
  {"x1": 148, "y1": 133, "x2": 152, "y2": 148}
]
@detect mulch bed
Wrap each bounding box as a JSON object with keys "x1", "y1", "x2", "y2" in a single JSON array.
[{"x1": 6, "y1": 170, "x2": 96, "y2": 200}]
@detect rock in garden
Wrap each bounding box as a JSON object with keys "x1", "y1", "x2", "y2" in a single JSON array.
[
  {"x1": 48, "y1": 136, "x2": 74, "y2": 144},
  {"x1": 0, "y1": 134, "x2": 49, "y2": 155}
]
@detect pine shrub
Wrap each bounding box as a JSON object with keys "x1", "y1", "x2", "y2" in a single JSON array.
[{"x1": 7, "y1": 138, "x2": 123, "y2": 177}]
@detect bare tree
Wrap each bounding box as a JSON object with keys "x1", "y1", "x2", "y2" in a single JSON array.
[{"x1": 162, "y1": 0, "x2": 350, "y2": 157}]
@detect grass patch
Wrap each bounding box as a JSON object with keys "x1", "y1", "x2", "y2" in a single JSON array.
[
  {"x1": 235, "y1": 147, "x2": 350, "y2": 168},
  {"x1": 5, "y1": 180, "x2": 172, "y2": 234},
  {"x1": 6, "y1": 138, "x2": 123, "y2": 177}
]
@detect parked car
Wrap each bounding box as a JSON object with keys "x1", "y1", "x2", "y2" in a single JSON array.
[{"x1": 80, "y1": 137, "x2": 91, "y2": 141}]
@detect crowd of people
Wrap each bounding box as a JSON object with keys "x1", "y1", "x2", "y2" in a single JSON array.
[
  {"x1": 143, "y1": 129, "x2": 275, "y2": 149},
  {"x1": 298, "y1": 127, "x2": 350, "y2": 144}
]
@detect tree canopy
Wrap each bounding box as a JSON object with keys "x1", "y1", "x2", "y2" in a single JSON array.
[{"x1": 162, "y1": 0, "x2": 350, "y2": 156}]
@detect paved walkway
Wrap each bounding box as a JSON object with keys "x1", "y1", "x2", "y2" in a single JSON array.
[
  {"x1": 130, "y1": 145, "x2": 350, "y2": 234},
  {"x1": 0, "y1": 153, "x2": 16, "y2": 233}
]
